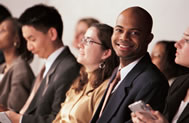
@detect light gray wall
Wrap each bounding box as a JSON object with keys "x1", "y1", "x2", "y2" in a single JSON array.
[
  {"x1": 1, "y1": 0, "x2": 189, "y2": 74},
  {"x1": 48, "y1": 0, "x2": 189, "y2": 52}
]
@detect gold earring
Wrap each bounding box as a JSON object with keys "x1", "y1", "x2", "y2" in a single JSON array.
[
  {"x1": 14, "y1": 42, "x2": 17, "y2": 47},
  {"x1": 14, "y1": 42, "x2": 20, "y2": 48},
  {"x1": 99, "y1": 62, "x2": 105, "y2": 69}
]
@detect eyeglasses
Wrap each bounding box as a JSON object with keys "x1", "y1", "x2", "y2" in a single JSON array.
[
  {"x1": 180, "y1": 38, "x2": 189, "y2": 44},
  {"x1": 81, "y1": 37, "x2": 104, "y2": 46},
  {"x1": 184, "y1": 39, "x2": 189, "y2": 43}
]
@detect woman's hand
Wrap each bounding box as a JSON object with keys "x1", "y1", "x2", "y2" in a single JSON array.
[
  {"x1": 131, "y1": 105, "x2": 169, "y2": 123},
  {"x1": 5, "y1": 111, "x2": 21, "y2": 123}
]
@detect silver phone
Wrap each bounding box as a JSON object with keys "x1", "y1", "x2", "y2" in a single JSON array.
[
  {"x1": 128, "y1": 100, "x2": 157, "y2": 120},
  {"x1": 0, "y1": 112, "x2": 12, "y2": 123}
]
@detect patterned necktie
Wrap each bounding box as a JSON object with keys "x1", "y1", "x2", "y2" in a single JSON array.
[
  {"x1": 19, "y1": 65, "x2": 46, "y2": 114},
  {"x1": 99, "y1": 70, "x2": 121, "y2": 117}
]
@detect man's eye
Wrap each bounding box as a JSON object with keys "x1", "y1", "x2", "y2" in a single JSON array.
[{"x1": 130, "y1": 31, "x2": 140, "y2": 35}]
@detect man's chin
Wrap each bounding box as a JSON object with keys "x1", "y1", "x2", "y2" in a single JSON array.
[{"x1": 37, "y1": 54, "x2": 45, "y2": 59}]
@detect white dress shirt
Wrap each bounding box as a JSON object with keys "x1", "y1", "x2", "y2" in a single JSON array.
[
  {"x1": 43, "y1": 47, "x2": 65, "y2": 78},
  {"x1": 112, "y1": 56, "x2": 143, "y2": 93}
]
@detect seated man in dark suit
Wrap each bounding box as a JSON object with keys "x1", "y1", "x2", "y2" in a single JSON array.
[
  {"x1": 4, "y1": 4, "x2": 80, "y2": 123},
  {"x1": 91, "y1": 6, "x2": 169, "y2": 123}
]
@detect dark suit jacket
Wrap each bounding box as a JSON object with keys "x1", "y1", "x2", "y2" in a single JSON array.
[
  {"x1": 22, "y1": 46, "x2": 81, "y2": 123},
  {"x1": 163, "y1": 73, "x2": 189, "y2": 123},
  {"x1": 91, "y1": 53, "x2": 169, "y2": 123},
  {"x1": 0, "y1": 56, "x2": 34, "y2": 112}
]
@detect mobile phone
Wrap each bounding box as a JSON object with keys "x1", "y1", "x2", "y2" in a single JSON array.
[
  {"x1": 0, "y1": 112, "x2": 12, "y2": 123},
  {"x1": 128, "y1": 100, "x2": 157, "y2": 120}
]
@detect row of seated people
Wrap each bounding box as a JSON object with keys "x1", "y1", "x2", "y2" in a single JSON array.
[
  {"x1": 0, "y1": 3, "x2": 188, "y2": 123},
  {"x1": 131, "y1": 27, "x2": 189, "y2": 123}
]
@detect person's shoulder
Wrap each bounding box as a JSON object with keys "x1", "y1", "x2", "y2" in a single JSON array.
[
  {"x1": 13, "y1": 57, "x2": 33, "y2": 72},
  {"x1": 12, "y1": 56, "x2": 30, "y2": 67},
  {"x1": 175, "y1": 73, "x2": 189, "y2": 80},
  {"x1": 0, "y1": 63, "x2": 5, "y2": 72},
  {"x1": 136, "y1": 62, "x2": 168, "y2": 87},
  {"x1": 171, "y1": 73, "x2": 189, "y2": 87},
  {"x1": 137, "y1": 53, "x2": 164, "y2": 77},
  {"x1": 94, "y1": 79, "x2": 109, "y2": 94},
  {"x1": 144, "y1": 60, "x2": 166, "y2": 78},
  {"x1": 58, "y1": 47, "x2": 79, "y2": 66},
  {"x1": 99, "y1": 79, "x2": 109, "y2": 88}
]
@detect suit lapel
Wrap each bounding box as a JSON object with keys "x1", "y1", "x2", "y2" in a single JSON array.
[
  {"x1": 177, "y1": 104, "x2": 189, "y2": 123},
  {"x1": 169, "y1": 74, "x2": 189, "y2": 95},
  {"x1": 40, "y1": 46, "x2": 73, "y2": 94},
  {"x1": 25, "y1": 46, "x2": 72, "y2": 114},
  {"x1": 98, "y1": 53, "x2": 152, "y2": 122},
  {"x1": 164, "y1": 74, "x2": 189, "y2": 121},
  {"x1": 43, "y1": 46, "x2": 71, "y2": 85},
  {"x1": 90, "y1": 69, "x2": 118, "y2": 123},
  {"x1": 25, "y1": 77, "x2": 47, "y2": 114}
]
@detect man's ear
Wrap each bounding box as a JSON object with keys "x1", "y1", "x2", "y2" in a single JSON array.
[
  {"x1": 101, "y1": 49, "x2": 112, "y2": 60},
  {"x1": 48, "y1": 27, "x2": 58, "y2": 41},
  {"x1": 147, "y1": 33, "x2": 154, "y2": 44}
]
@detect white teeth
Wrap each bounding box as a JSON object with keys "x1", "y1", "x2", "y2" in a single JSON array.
[{"x1": 119, "y1": 44, "x2": 129, "y2": 48}]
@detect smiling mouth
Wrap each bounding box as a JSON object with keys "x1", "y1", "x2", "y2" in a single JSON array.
[
  {"x1": 116, "y1": 42, "x2": 133, "y2": 50},
  {"x1": 118, "y1": 44, "x2": 130, "y2": 48}
]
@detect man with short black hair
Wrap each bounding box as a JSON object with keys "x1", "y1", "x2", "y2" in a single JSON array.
[{"x1": 5, "y1": 4, "x2": 80, "y2": 123}]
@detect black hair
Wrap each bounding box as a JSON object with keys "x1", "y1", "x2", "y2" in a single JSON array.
[
  {"x1": 0, "y1": 4, "x2": 12, "y2": 23},
  {"x1": 19, "y1": 4, "x2": 63, "y2": 40}
]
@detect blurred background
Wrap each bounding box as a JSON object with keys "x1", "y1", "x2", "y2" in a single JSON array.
[{"x1": 0, "y1": 0, "x2": 189, "y2": 75}]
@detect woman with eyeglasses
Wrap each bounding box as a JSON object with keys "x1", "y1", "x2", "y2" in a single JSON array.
[
  {"x1": 53, "y1": 23, "x2": 119, "y2": 123},
  {"x1": 131, "y1": 27, "x2": 189, "y2": 123},
  {"x1": 0, "y1": 17, "x2": 34, "y2": 112}
]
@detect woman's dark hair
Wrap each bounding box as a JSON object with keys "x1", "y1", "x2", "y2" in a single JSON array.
[
  {"x1": 7, "y1": 17, "x2": 33, "y2": 62},
  {"x1": 0, "y1": 4, "x2": 12, "y2": 64},
  {"x1": 157, "y1": 40, "x2": 189, "y2": 79},
  {"x1": 73, "y1": 23, "x2": 119, "y2": 93}
]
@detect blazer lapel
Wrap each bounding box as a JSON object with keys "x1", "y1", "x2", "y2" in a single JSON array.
[
  {"x1": 43, "y1": 46, "x2": 71, "y2": 84},
  {"x1": 164, "y1": 74, "x2": 189, "y2": 121},
  {"x1": 25, "y1": 46, "x2": 72, "y2": 114},
  {"x1": 91, "y1": 69, "x2": 118, "y2": 123},
  {"x1": 177, "y1": 104, "x2": 189, "y2": 123},
  {"x1": 99, "y1": 53, "x2": 151, "y2": 122},
  {"x1": 25, "y1": 77, "x2": 47, "y2": 114},
  {"x1": 40, "y1": 46, "x2": 73, "y2": 94}
]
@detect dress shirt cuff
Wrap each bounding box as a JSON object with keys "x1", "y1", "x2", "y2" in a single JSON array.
[{"x1": 19, "y1": 115, "x2": 23, "y2": 123}]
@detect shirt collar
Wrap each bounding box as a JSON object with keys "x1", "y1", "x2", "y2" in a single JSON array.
[
  {"x1": 119, "y1": 56, "x2": 143, "y2": 82},
  {"x1": 112, "y1": 56, "x2": 144, "y2": 93},
  {"x1": 43, "y1": 47, "x2": 65, "y2": 77}
]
